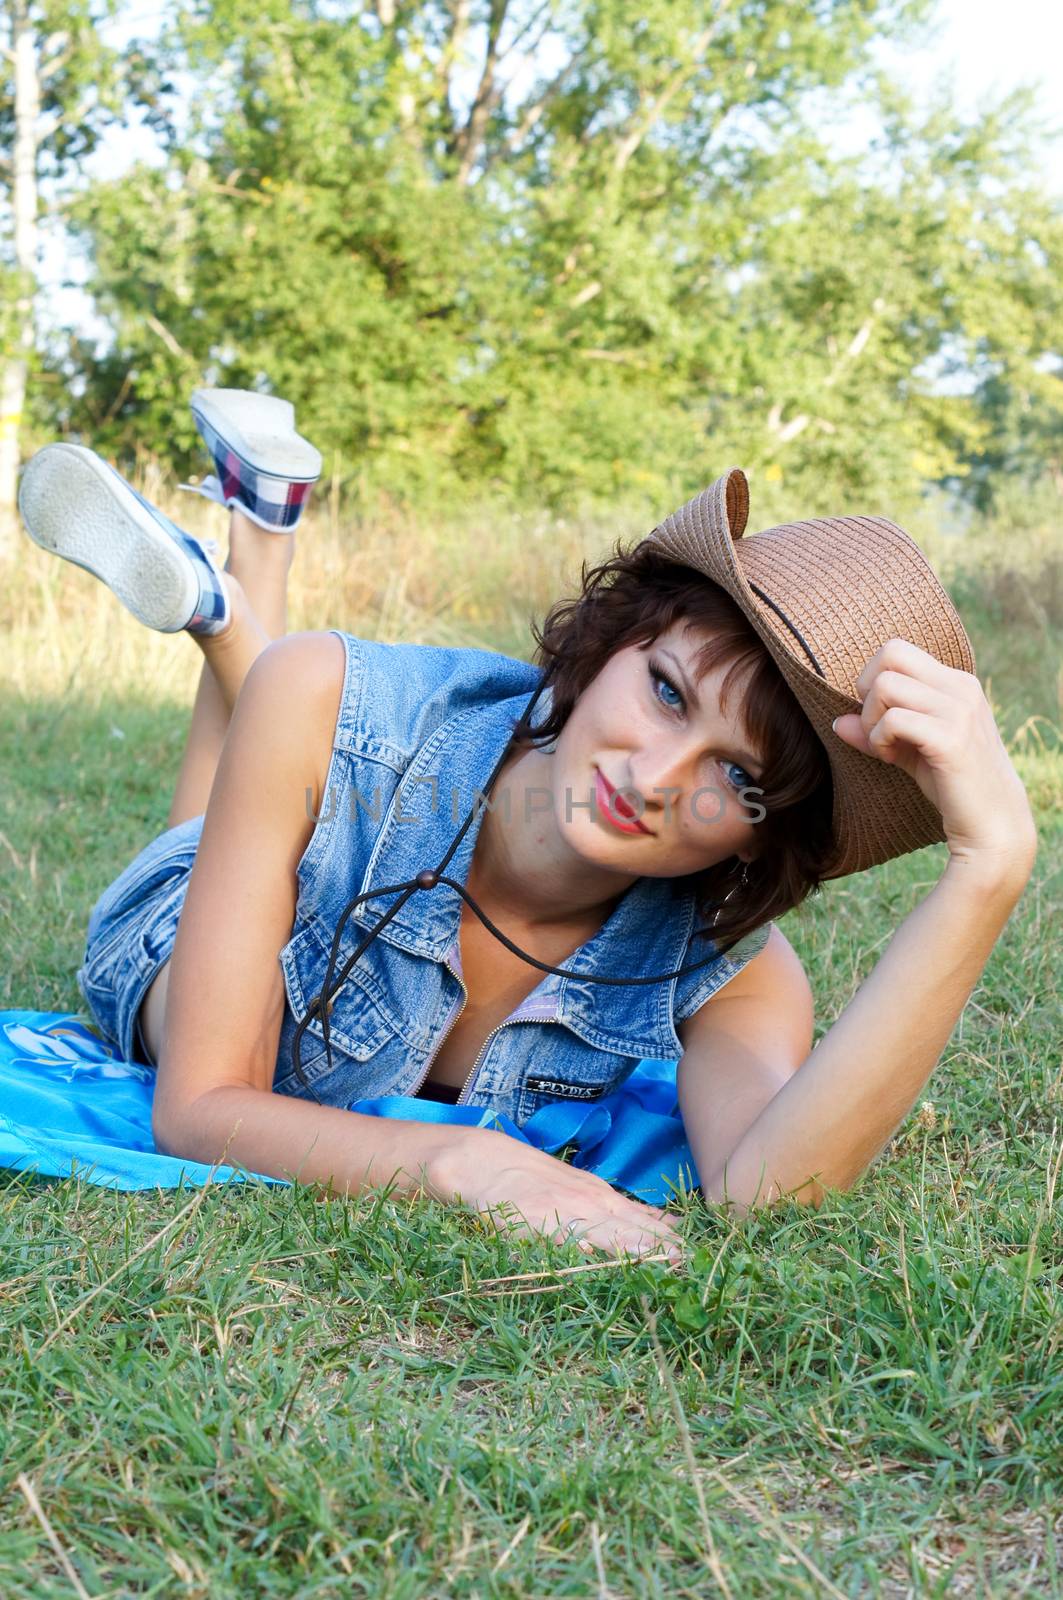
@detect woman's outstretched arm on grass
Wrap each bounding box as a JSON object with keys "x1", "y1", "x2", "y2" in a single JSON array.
[
  {"x1": 677, "y1": 637, "x2": 1038, "y2": 1211},
  {"x1": 152, "y1": 634, "x2": 684, "y2": 1263}
]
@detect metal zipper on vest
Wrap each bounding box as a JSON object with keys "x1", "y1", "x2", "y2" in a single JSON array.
[
  {"x1": 456, "y1": 1013, "x2": 560, "y2": 1107},
  {"x1": 412, "y1": 954, "x2": 561, "y2": 1108},
  {"x1": 456, "y1": 1019, "x2": 508, "y2": 1108},
  {"x1": 408, "y1": 956, "x2": 468, "y2": 1099}
]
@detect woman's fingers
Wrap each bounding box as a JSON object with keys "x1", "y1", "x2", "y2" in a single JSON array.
[
  {"x1": 484, "y1": 1195, "x2": 685, "y2": 1266},
  {"x1": 555, "y1": 1200, "x2": 686, "y2": 1262},
  {"x1": 860, "y1": 668, "x2": 953, "y2": 725},
  {"x1": 837, "y1": 703, "x2": 952, "y2": 768},
  {"x1": 866, "y1": 706, "x2": 949, "y2": 762},
  {"x1": 575, "y1": 1218, "x2": 685, "y2": 1262},
  {"x1": 457, "y1": 1144, "x2": 687, "y2": 1268},
  {"x1": 836, "y1": 668, "x2": 954, "y2": 758},
  {"x1": 840, "y1": 642, "x2": 981, "y2": 757},
  {"x1": 853, "y1": 637, "x2": 976, "y2": 701},
  {"x1": 834, "y1": 637, "x2": 1036, "y2": 869}
]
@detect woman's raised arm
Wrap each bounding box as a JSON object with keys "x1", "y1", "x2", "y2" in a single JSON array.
[{"x1": 682, "y1": 637, "x2": 1038, "y2": 1211}]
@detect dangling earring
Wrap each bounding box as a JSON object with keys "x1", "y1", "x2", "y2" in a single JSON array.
[
  {"x1": 711, "y1": 861, "x2": 750, "y2": 928},
  {"x1": 724, "y1": 862, "x2": 751, "y2": 903}
]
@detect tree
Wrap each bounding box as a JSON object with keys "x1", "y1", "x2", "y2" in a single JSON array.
[
  {"x1": 0, "y1": 0, "x2": 115, "y2": 555},
  {"x1": 56, "y1": 0, "x2": 1063, "y2": 520}
]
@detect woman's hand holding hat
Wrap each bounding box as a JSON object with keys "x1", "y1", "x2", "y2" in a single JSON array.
[{"x1": 830, "y1": 637, "x2": 1037, "y2": 887}]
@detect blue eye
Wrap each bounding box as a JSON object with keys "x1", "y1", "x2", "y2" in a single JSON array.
[
  {"x1": 649, "y1": 659, "x2": 762, "y2": 793},
  {"x1": 721, "y1": 760, "x2": 755, "y2": 793},
  {"x1": 649, "y1": 660, "x2": 684, "y2": 712}
]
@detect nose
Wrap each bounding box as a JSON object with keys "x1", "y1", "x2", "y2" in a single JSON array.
[{"x1": 626, "y1": 736, "x2": 692, "y2": 812}]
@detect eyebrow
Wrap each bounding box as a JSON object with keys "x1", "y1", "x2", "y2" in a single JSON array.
[{"x1": 659, "y1": 646, "x2": 764, "y2": 777}]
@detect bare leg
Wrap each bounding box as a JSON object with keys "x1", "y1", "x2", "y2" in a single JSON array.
[
  {"x1": 139, "y1": 581, "x2": 274, "y2": 1063},
  {"x1": 143, "y1": 511, "x2": 297, "y2": 1064},
  {"x1": 167, "y1": 510, "x2": 295, "y2": 829}
]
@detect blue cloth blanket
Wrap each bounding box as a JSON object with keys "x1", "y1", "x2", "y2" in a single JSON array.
[{"x1": 0, "y1": 1011, "x2": 698, "y2": 1204}]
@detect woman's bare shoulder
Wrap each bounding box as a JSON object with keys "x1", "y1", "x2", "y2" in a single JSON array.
[
  {"x1": 243, "y1": 629, "x2": 348, "y2": 801},
  {"x1": 677, "y1": 925, "x2": 813, "y2": 1051},
  {"x1": 257, "y1": 627, "x2": 347, "y2": 686}
]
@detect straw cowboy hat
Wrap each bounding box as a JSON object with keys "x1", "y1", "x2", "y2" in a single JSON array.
[{"x1": 639, "y1": 468, "x2": 976, "y2": 880}]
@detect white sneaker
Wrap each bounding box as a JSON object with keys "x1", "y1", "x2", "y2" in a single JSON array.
[
  {"x1": 19, "y1": 444, "x2": 231, "y2": 635},
  {"x1": 188, "y1": 388, "x2": 322, "y2": 531}
]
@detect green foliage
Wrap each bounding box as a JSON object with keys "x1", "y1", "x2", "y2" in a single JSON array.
[
  {"x1": 0, "y1": 0, "x2": 119, "y2": 172},
  {"x1": 0, "y1": 0, "x2": 120, "y2": 439},
  {"x1": 41, "y1": 0, "x2": 1062, "y2": 520},
  {"x1": 0, "y1": 259, "x2": 25, "y2": 362}
]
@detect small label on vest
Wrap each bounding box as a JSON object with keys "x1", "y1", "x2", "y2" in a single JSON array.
[{"x1": 525, "y1": 1076, "x2": 605, "y2": 1101}]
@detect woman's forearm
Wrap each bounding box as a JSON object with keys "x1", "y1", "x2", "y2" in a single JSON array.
[
  {"x1": 153, "y1": 1083, "x2": 465, "y2": 1198},
  {"x1": 153, "y1": 1079, "x2": 689, "y2": 1263},
  {"x1": 704, "y1": 854, "x2": 1033, "y2": 1210}
]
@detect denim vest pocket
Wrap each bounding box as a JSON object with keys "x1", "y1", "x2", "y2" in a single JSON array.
[
  {"x1": 274, "y1": 921, "x2": 396, "y2": 1094},
  {"x1": 515, "y1": 1050, "x2": 633, "y2": 1125}
]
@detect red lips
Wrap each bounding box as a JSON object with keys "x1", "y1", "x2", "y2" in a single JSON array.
[
  {"x1": 610, "y1": 786, "x2": 638, "y2": 821},
  {"x1": 595, "y1": 769, "x2": 651, "y2": 835}
]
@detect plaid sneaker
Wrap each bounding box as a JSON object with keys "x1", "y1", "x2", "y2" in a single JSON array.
[
  {"x1": 187, "y1": 388, "x2": 322, "y2": 532},
  {"x1": 19, "y1": 444, "x2": 231, "y2": 637}
]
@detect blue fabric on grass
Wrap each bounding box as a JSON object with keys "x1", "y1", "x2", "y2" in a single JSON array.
[{"x1": 0, "y1": 1010, "x2": 699, "y2": 1202}]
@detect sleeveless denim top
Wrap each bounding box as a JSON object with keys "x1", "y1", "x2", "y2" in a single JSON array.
[{"x1": 267, "y1": 629, "x2": 772, "y2": 1126}]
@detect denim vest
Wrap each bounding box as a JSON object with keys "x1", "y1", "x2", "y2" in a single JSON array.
[{"x1": 270, "y1": 630, "x2": 772, "y2": 1126}]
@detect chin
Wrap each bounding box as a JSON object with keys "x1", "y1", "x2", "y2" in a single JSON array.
[{"x1": 556, "y1": 802, "x2": 649, "y2": 871}]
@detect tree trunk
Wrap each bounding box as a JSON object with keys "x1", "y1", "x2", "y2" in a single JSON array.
[{"x1": 0, "y1": 0, "x2": 40, "y2": 556}]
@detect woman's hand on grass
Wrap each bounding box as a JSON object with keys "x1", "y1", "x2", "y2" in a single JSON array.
[
  {"x1": 427, "y1": 1129, "x2": 686, "y2": 1266},
  {"x1": 831, "y1": 638, "x2": 1037, "y2": 887}
]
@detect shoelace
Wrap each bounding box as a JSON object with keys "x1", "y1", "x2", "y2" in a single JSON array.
[
  {"x1": 178, "y1": 475, "x2": 225, "y2": 509},
  {"x1": 289, "y1": 675, "x2": 752, "y2": 1100}
]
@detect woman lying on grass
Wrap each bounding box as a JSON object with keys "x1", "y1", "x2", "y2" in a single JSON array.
[{"x1": 19, "y1": 389, "x2": 1037, "y2": 1264}]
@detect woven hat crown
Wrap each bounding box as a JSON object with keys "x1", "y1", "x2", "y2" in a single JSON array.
[{"x1": 641, "y1": 469, "x2": 976, "y2": 878}]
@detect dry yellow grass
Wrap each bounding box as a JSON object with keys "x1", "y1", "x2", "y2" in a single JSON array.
[{"x1": 0, "y1": 487, "x2": 645, "y2": 709}]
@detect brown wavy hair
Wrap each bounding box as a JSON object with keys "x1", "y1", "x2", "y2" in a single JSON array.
[{"x1": 513, "y1": 543, "x2": 836, "y2": 953}]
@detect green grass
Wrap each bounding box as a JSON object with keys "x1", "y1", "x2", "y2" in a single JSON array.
[{"x1": 1, "y1": 500, "x2": 1061, "y2": 1595}]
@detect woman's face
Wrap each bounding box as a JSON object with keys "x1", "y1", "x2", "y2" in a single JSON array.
[{"x1": 551, "y1": 621, "x2": 767, "y2": 880}]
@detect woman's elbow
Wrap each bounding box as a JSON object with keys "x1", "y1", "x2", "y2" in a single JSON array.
[
  {"x1": 700, "y1": 1162, "x2": 849, "y2": 1214},
  {"x1": 151, "y1": 1100, "x2": 188, "y2": 1159},
  {"x1": 151, "y1": 1086, "x2": 210, "y2": 1160}
]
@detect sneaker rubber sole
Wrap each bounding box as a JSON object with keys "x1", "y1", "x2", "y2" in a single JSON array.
[
  {"x1": 190, "y1": 389, "x2": 322, "y2": 482},
  {"x1": 18, "y1": 444, "x2": 204, "y2": 633}
]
